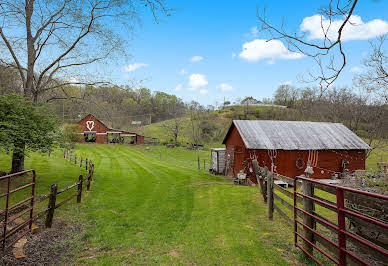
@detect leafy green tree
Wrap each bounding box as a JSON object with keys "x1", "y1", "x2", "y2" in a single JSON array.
[
  {"x1": 0, "y1": 94, "x2": 57, "y2": 173},
  {"x1": 61, "y1": 124, "x2": 83, "y2": 149}
]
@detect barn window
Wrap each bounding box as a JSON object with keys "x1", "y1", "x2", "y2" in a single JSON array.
[{"x1": 84, "y1": 132, "x2": 96, "y2": 142}]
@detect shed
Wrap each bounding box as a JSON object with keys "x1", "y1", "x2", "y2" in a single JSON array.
[
  {"x1": 222, "y1": 120, "x2": 370, "y2": 182},
  {"x1": 77, "y1": 114, "x2": 144, "y2": 144},
  {"x1": 211, "y1": 148, "x2": 226, "y2": 174}
]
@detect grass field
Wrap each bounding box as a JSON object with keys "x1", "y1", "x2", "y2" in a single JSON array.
[{"x1": 0, "y1": 144, "x2": 303, "y2": 265}]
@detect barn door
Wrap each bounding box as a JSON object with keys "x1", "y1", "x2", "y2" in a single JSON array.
[{"x1": 233, "y1": 146, "x2": 245, "y2": 176}]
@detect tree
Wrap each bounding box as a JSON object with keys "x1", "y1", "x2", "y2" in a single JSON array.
[
  {"x1": 62, "y1": 124, "x2": 83, "y2": 148},
  {"x1": 0, "y1": 0, "x2": 170, "y2": 103},
  {"x1": 273, "y1": 84, "x2": 299, "y2": 108},
  {"x1": 257, "y1": 0, "x2": 359, "y2": 92},
  {"x1": 0, "y1": 94, "x2": 57, "y2": 173},
  {"x1": 0, "y1": 0, "x2": 170, "y2": 170},
  {"x1": 161, "y1": 118, "x2": 183, "y2": 143},
  {"x1": 356, "y1": 35, "x2": 388, "y2": 102}
]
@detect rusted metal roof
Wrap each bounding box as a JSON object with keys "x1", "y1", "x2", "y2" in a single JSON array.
[{"x1": 224, "y1": 120, "x2": 370, "y2": 150}]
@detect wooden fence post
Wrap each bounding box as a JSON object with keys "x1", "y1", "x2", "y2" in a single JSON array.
[
  {"x1": 77, "y1": 175, "x2": 83, "y2": 203},
  {"x1": 45, "y1": 184, "x2": 58, "y2": 228},
  {"x1": 302, "y1": 179, "x2": 315, "y2": 256},
  {"x1": 74, "y1": 154, "x2": 77, "y2": 164},
  {"x1": 80, "y1": 157, "x2": 83, "y2": 168},
  {"x1": 252, "y1": 160, "x2": 267, "y2": 202},
  {"x1": 198, "y1": 157, "x2": 200, "y2": 170},
  {"x1": 87, "y1": 173, "x2": 92, "y2": 191},
  {"x1": 267, "y1": 172, "x2": 274, "y2": 220},
  {"x1": 85, "y1": 158, "x2": 88, "y2": 170}
]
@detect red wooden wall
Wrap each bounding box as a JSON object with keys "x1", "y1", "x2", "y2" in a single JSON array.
[
  {"x1": 224, "y1": 125, "x2": 366, "y2": 182},
  {"x1": 77, "y1": 114, "x2": 145, "y2": 144}
]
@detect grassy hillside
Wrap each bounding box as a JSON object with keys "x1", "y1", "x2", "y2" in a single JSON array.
[{"x1": 141, "y1": 105, "x2": 281, "y2": 146}]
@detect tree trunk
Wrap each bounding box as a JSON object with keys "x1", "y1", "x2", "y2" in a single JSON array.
[{"x1": 11, "y1": 146, "x2": 25, "y2": 173}]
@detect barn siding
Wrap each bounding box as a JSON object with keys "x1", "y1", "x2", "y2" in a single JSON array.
[
  {"x1": 77, "y1": 114, "x2": 144, "y2": 144},
  {"x1": 78, "y1": 114, "x2": 110, "y2": 133},
  {"x1": 224, "y1": 123, "x2": 366, "y2": 182}
]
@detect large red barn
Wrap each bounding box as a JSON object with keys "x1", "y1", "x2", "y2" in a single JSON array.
[
  {"x1": 77, "y1": 114, "x2": 144, "y2": 144},
  {"x1": 222, "y1": 120, "x2": 370, "y2": 182}
]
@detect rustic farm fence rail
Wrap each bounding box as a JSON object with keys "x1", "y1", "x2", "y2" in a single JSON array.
[
  {"x1": 252, "y1": 159, "x2": 388, "y2": 266},
  {"x1": 0, "y1": 150, "x2": 95, "y2": 255},
  {"x1": 0, "y1": 170, "x2": 36, "y2": 254},
  {"x1": 37, "y1": 149, "x2": 95, "y2": 227}
]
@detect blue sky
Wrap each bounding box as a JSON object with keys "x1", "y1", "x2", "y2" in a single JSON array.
[{"x1": 113, "y1": 0, "x2": 388, "y2": 106}]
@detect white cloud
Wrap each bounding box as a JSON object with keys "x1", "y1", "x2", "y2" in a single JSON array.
[
  {"x1": 179, "y1": 69, "x2": 187, "y2": 75},
  {"x1": 124, "y1": 63, "x2": 148, "y2": 72},
  {"x1": 187, "y1": 87, "x2": 197, "y2": 91},
  {"x1": 350, "y1": 66, "x2": 363, "y2": 73},
  {"x1": 199, "y1": 89, "x2": 208, "y2": 95},
  {"x1": 280, "y1": 81, "x2": 292, "y2": 86},
  {"x1": 239, "y1": 39, "x2": 304, "y2": 62},
  {"x1": 190, "y1": 56, "x2": 203, "y2": 62},
  {"x1": 189, "y1": 74, "x2": 208, "y2": 88},
  {"x1": 68, "y1": 77, "x2": 78, "y2": 84},
  {"x1": 251, "y1": 26, "x2": 259, "y2": 37},
  {"x1": 174, "y1": 83, "x2": 183, "y2": 91},
  {"x1": 301, "y1": 14, "x2": 388, "y2": 41},
  {"x1": 217, "y1": 83, "x2": 235, "y2": 92}
]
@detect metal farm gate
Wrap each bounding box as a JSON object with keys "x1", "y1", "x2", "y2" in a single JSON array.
[
  {"x1": 0, "y1": 170, "x2": 36, "y2": 254},
  {"x1": 293, "y1": 176, "x2": 388, "y2": 266}
]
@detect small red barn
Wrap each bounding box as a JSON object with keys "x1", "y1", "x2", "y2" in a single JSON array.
[
  {"x1": 77, "y1": 114, "x2": 144, "y2": 144},
  {"x1": 222, "y1": 120, "x2": 370, "y2": 181}
]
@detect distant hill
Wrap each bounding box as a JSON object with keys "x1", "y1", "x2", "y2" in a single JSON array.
[{"x1": 141, "y1": 105, "x2": 285, "y2": 146}]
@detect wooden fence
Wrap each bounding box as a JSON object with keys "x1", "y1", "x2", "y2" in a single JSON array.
[
  {"x1": 197, "y1": 157, "x2": 210, "y2": 171},
  {"x1": 251, "y1": 159, "x2": 388, "y2": 265},
  {"x1": 33, "y1": 149, "x2": 95, "y2": 228}
]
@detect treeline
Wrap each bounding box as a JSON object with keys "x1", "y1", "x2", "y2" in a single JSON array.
[
  {"x1": 172, "y1": 85, "x2": 387, "y2": 152},
  {"x1": 272, "y1": 85, "x2": 387, "y2": 147},
  {"x1": 0, "y1": 64, "x2": 187, "y2": 130},
  {"x1": 45, "y1": 85, "x2": 186, "y2": 129}
]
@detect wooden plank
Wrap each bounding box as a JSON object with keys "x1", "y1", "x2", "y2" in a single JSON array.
[
  {"x1": 345, "y1": 211, "x2": 388, "y2": 249},
  {"x1": 274, "y1": 183, "x2": 303, "y2": 204},
  {"x1": 315, "y1": 232, "x2": 375, "y2": 266},
  {"x1": 55, "y1": 193, "x2": 77, "y2": 209},
  {"x1": 313, "y1": 183, "x2": 388, "y2": 213},
  {"x1": 312, "y1": 183, "x2": 336, "y2": 195},
  {"x1": 267, "y1": 172, "x2": 274, "y2": 220},
  {"x1": 273, "y1": 203, "x2": 293, "y2": 226},
  {"x1": 35, "y1": 193, "x2": 49, "y2": 203},
  {"x1": 57, "y1": 182, "x2": 78, "y2": 195},
  {"x1": 313, "y1": 212, "x2": 337, "y2": 233},
  {"x1": 313, "y1": 194, "x2": 337, "y2": 213},
  {"x1": 273, "y1": 193, "x2": 293, "y2": 212},
  {"x1": 302, "y1": 180, "x2": 315, "y2": 255},
  {"x1": 252, "y1": 159, "x2": 267, "y2": 202},
  {"x1": 344, "y1": 190, "x2": 388, "y2": 214}
]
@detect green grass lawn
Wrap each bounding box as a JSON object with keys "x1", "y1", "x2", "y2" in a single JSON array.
[{"x1": 0, "y1": 144, "x2": 302, "y2": 265}]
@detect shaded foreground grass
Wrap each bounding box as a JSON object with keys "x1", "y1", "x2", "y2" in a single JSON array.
[
  {"x1": 72, "y1": 144, "x2": 300, "y2": 265},
  {"x1": 0, "y1": 144, "x2": 302, "y2": 265}
]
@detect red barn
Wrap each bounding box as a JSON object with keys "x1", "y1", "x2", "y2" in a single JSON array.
[
  {"x1": 77, "y1": 114, "x2": 144, "y2": 144},
  {"x1": 222, "y1": 120, "x2": 370, "y2": 181}
]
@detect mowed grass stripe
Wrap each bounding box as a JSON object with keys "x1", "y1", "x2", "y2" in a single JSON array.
[
  {"x1": 0, "y1": 145, "x2": 297, "y2": 265},
  {"x1": 71, "y1": 144, "x2": 294, "y2": 265}
]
